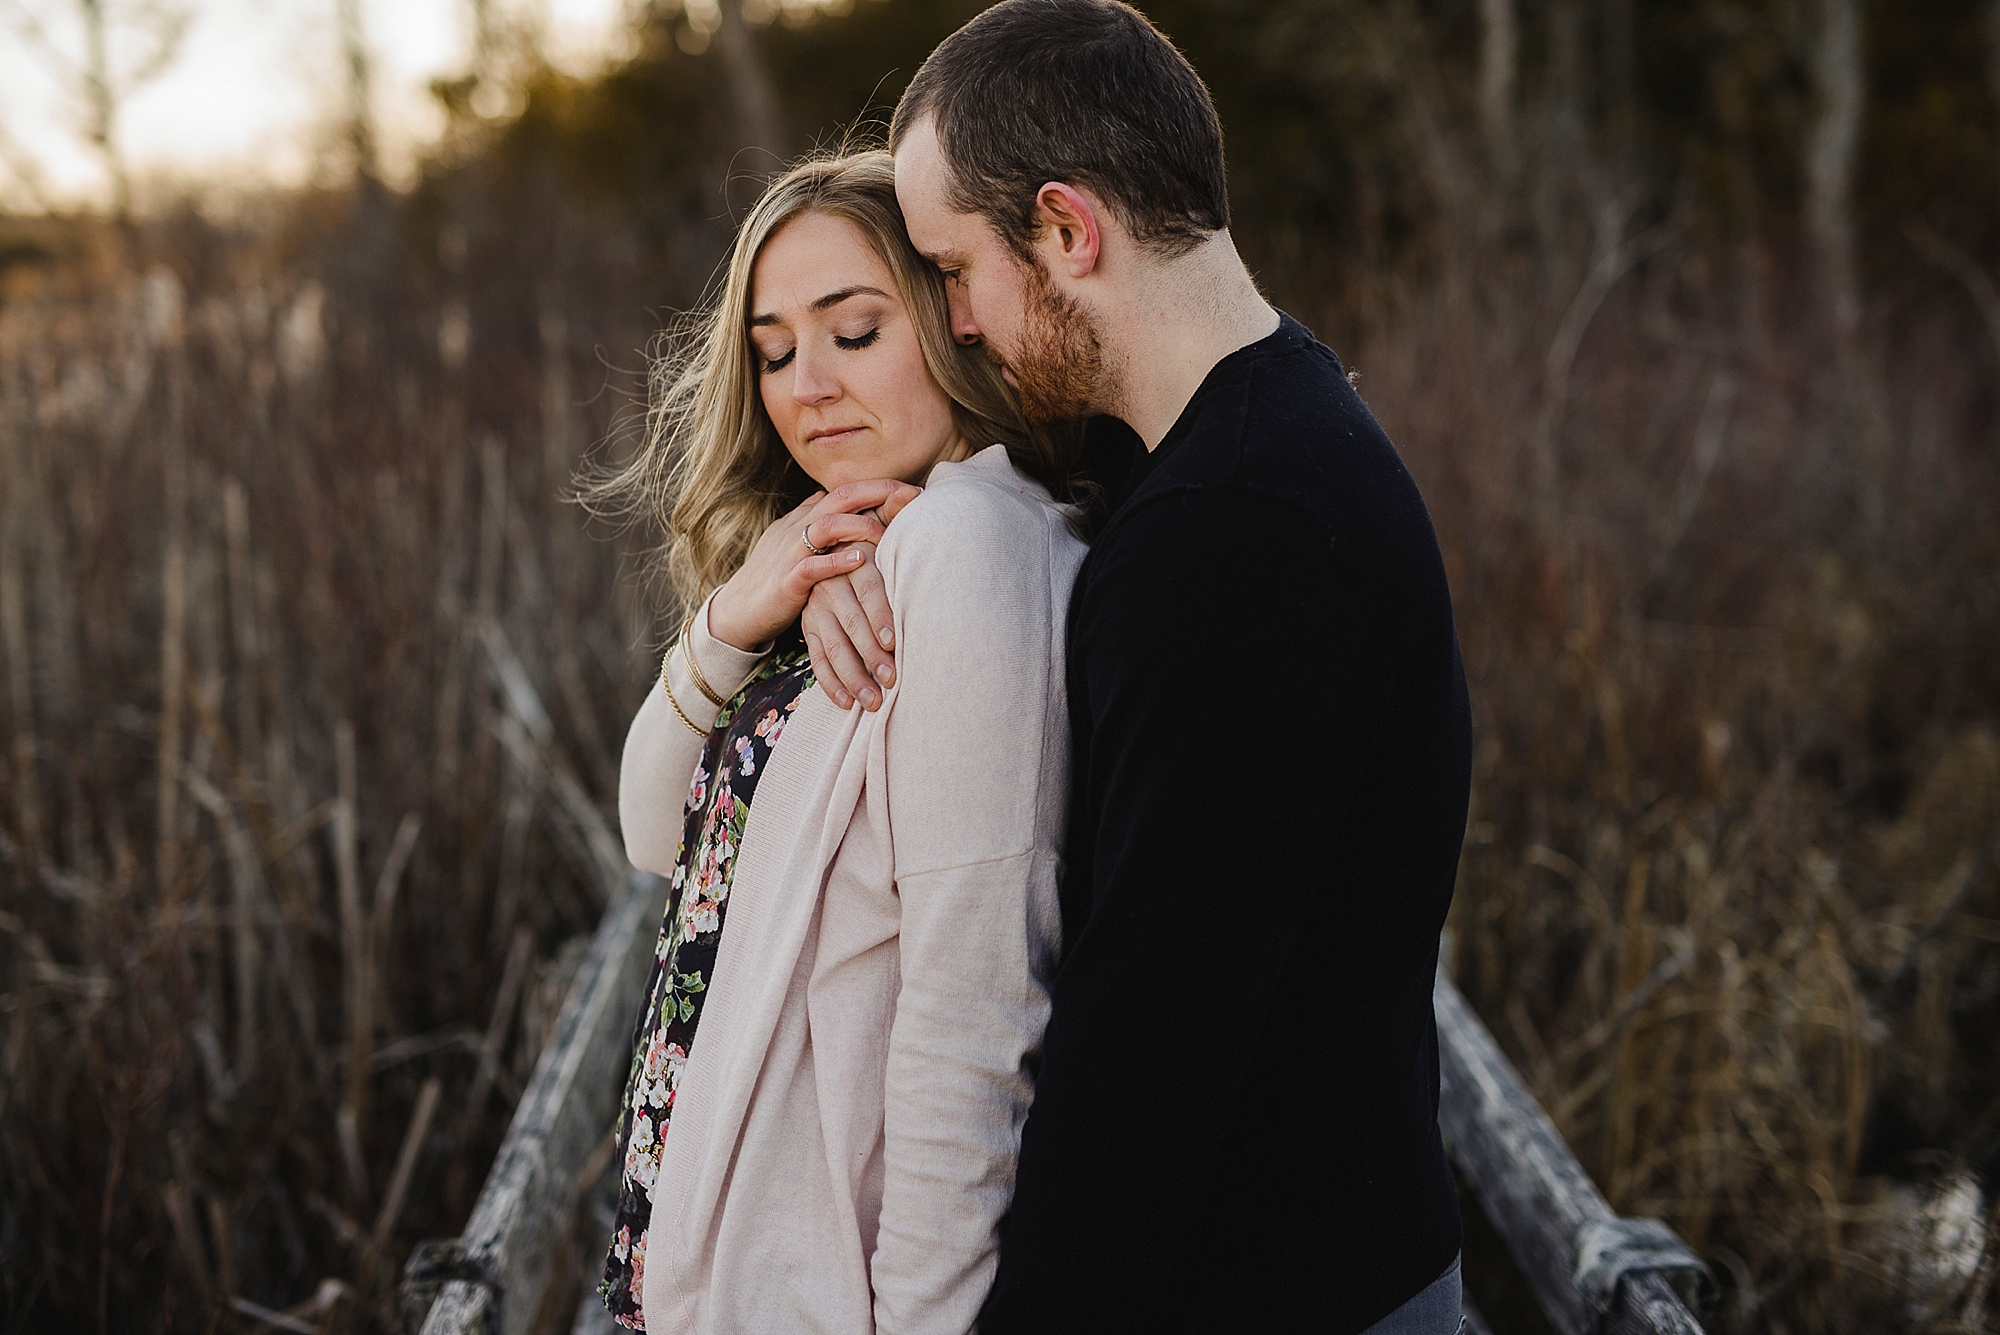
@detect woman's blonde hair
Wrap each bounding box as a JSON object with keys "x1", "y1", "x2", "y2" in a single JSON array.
[{"x1": 593, "y1": 150, "x2": 1080, "y2": 614}]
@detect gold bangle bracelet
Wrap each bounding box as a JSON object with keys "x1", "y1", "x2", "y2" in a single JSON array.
[
  {"x1": 659, "y1": 651, "x2": 707, "y2": 738},
  {"x1": 680, "y1": 611, "x2": 728, "y2": 708}
]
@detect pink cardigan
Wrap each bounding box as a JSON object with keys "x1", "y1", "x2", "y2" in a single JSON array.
[{"x1": 617, "y1": 446, "x2": 1086, "y2": 1335}]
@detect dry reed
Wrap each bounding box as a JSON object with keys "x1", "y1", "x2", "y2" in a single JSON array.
[
  {"x1": 1331, "y1": 230, "x2": 2000, "y2": 1332},
  {"x1": 0, "y1": 203, "x2": 654, "y2": 1332}
]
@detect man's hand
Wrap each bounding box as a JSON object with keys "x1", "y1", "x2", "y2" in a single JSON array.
[
  {"x1": 803, "y1": 549, "x2": 895, "y2": 709},
  {"x1": 801, "y1": 482, "x2": 922, "y2": 709},
  {"x1": 707, "y1": 479, "x2": 919, "y2": 666}
]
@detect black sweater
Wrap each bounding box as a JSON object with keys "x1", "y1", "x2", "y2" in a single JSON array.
[{"x1": 981, "y1": 315, "x2": 1471, "y2": 1333}]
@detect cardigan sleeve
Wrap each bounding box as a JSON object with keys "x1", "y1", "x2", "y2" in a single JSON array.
[
  {"x1": 867, "y1": 480, "x2": 1076, "y2": 1335},
  {"x1": 617, "y1": 589, "x2": 768, "y2": 875}
]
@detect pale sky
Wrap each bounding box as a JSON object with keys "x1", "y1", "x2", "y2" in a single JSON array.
[{"x1": 0, "y1": 0, "x2": 640, "y2": 210}]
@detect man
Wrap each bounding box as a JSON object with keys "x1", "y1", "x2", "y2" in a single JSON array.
[{"x1": 806, "y1": 2, "x2": 1470, "y2": 1329}]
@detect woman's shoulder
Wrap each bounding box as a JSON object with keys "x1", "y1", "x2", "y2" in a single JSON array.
[
  {"x1": 887, "y1": 444, "x2": 1080, "y2": 557},
  {"x1": 878, "y1": 445, "x2": 1085, "y2": 601}
]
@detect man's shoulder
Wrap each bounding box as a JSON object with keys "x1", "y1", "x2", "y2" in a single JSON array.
[
  {"x1": 1121, "y1": 352, "x2": 1421, "y2": 544},
  {"x1": 1232, "y1": 329, "x2": 1409, "y2": 511},
  {"x1": 1085, "y1": 325, "x2": 1447, "y2": 617},
  {"x1": 1096, "y1": 478, "x2": 1332, "y2": 560}
]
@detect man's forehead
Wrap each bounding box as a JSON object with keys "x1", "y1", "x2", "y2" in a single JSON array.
[
  {"x1": 892, "y1": 114, "x2": 942, "y2": 171},
  {"x1": 892, "y1": 124, "x2": 947, "y2": 213},
  {"x1": 894, "y1": 125, "x2": 981, "y2": 258}
]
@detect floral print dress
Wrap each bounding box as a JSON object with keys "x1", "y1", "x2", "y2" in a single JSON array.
[{"x1": 599, "y1": 643, "x2": 815, "y2": 1328}]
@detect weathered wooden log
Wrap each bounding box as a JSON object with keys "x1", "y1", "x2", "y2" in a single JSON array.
[
  {"x1": 414, "y1": 887, "x2": 1705, "y2": 1335},
  {"x1": 571, "y1": 1289, "x2": 618, "y2": 1335},
  {"x1": 406, "y1": 870, "x2": 666, "y2": 1335},
  {"x1": 1435, "y1": 970, "x2": 1710, "y2": 1335}
]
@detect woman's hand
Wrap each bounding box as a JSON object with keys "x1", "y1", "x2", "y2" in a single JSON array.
[{"x1": 706, "y1": 480, "x2": 921, "y2": 666}]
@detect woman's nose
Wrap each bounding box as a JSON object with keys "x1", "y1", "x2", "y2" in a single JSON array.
[{"x1": 791, "y1": 344, "x2": 840, "y2": 405}]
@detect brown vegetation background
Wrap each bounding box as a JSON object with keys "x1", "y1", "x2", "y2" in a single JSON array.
[{"x1": 2, "y1": 0, "x2": 1998, "y2": 1332}]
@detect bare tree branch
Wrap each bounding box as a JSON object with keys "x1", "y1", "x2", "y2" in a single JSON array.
[
  {"x1": 0, "y1": 119, "x2": 54, "y2": 211},
  {"x1": 1905, "y1": 220, "x2": 2000, "y2": 371},
  {"x1": 337, "y1": 0, "x2": 377, "y2": 182},
  {"x1": 0, "y1": 0, "x2": 192, "y2": 215},
  {"x1": 1805, "y1": 0, "x2": 1864, "y2": 339},
  {"x1": 713, "y1": 0, "x2": 787, "y2": 160},
  {"x1": 122, "y1": 2, "x2": 193, "y2": 89},
  {"x1": 0, "y1": 1, "x2": 87, "y2": 95},
  {"x1": 1476, "y1": 0, "x2": 1517, "y2": 180}
]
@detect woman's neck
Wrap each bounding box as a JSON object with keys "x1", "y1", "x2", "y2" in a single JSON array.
[{"x1": 915, "y1": 433, "x2": 975, "y2": 485}]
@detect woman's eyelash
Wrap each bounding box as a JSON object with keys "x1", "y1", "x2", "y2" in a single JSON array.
[{"x1": 759, "y1": 328, "x2": 877, "y2": 373}]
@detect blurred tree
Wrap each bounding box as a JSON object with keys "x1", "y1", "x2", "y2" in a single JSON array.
[
  {"x1": 1806, "y1": 0, "x2": 1864, "y2": 340},
  {"x1": 1477, "y1": 0, "x2": 1519, "y2": 182},
  {"x1": 0, "y1": 120, "x2": 53, "y2": 211},
  {"x1": 1986, "y1": 0, "x2": 2000, "y2": 249},
  {"x1": 1604, "y1": 0, "x2": 1638, "y2": 155},
  {"x1": 712, "y1": 0, "x2": 790, "y2": 161},
  {"x1": 0, "y1": 0, "x2": 191, "y2": 218},
  {"x1": 1538, "y1": 0, "x2": 1592, "y2": 224},
  {"x1": 408, "y1": 0, "x2": 2000, "y2": 324},
  {"x1": 470, "y1": 0, "x2": 498, "y2": 80},
  {"x1": 337, "y1": 0, "x2": 379, "y2": 185}
]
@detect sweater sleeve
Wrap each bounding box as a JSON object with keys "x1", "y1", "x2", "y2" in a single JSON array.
[
  {"x1": 867, "y1": 489, "x2": 1073, "y2": 1335},
  {"x1": 616, "y1": 590, "x2": 769, "y2": 875}
]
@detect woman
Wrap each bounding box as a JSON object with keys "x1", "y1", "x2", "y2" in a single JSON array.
[{"x1": 594, "y1": 151, "x2": 1086, "y2": 1334}]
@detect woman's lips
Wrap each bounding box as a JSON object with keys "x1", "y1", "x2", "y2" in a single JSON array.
[{"x1": 806, "y1": 426, "x2": 866, "y2": 446}]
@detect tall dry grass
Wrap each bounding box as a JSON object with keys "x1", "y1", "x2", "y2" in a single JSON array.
[
  {"x1": 0, "y1": 201, "x2": 663, "y2": 1331},
  {"x1": 1334, "y1": 231, "x2": 2000, "y2": 1332},
  {"x1": 0, "y1": 186, "x2": 1996, "y2": 1335}
]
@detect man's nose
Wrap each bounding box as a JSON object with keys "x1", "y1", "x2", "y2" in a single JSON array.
[{"x1": 947, "y1": 286, "x2": 981, "y2": 346}]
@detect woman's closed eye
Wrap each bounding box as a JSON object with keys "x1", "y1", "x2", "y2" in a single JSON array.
[{"x1": 756, "y1": 328, "x2": 879, "y2": 375}]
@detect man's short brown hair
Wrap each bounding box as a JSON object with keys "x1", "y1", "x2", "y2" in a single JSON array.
[{"x1": 891, "y1": 0, "x2": 1229, "y2": 261}]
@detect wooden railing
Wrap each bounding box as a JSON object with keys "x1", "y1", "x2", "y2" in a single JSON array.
[
  {"x1": 400, "y1": 870, "x2": 665, "y2": 1335},
  {"x1": 1437, "y1": 970, "x2": 1714, "y2": 1335},
  {"x1": 401, "y1": 894, "x2": 1715, "y2": 1335}
]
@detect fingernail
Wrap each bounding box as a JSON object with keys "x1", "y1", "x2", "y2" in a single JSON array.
[
  {"x1": 877, "y1": 628, "x2": 894, "y2": 649},
  {"x1": 832, "y1": 689, "x2": 851, "y2": 708},
  {"x1": 874, "y1": 662, "x2": 894, "y2": 686},
  {"x1": 860, "y1": 687, "x2": 880, "y2": 709},
  {"x1": 848, "y1": 550, "x2": 863, "y2": 564}
]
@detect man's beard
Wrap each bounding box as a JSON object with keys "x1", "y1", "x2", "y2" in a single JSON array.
[{"x1": 995, "y1": 254, "x2": 1104, "y2": 425}]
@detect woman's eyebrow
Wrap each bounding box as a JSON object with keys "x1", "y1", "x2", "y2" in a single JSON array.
[
  {"x1": 810, "y1": 285, "x2": 890, "y2": 312},
  {"x1": 748, "y1": 285, "x2": 890, "y2": 328}
]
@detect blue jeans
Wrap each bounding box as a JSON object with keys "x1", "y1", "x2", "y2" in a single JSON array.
[{"x1": 1360, "y1": 1255, "x2": 1464, "y2": 1335}]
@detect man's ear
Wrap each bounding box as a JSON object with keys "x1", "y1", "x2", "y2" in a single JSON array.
[{"x1": 1033, "y1": 182, "x2": 1102, "y2": 279}]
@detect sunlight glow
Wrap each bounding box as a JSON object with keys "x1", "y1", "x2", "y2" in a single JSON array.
[{"x1": 0, "y1": 0, "x2": 637, "y2": 210}]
